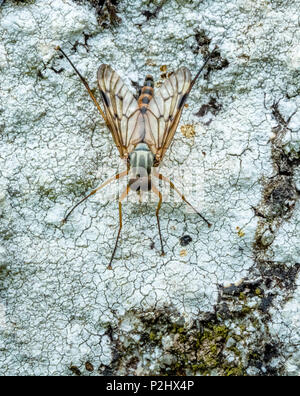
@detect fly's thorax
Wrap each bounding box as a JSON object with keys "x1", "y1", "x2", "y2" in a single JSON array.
[{"x1": 129, "y1": 143, "x2": 155, "y2": 192}]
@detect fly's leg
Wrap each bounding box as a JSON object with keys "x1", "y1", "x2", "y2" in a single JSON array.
[
  {"x1": 62, "y1": 170, "x2": 128, "y2": 224},
  {"x1": 55, "y1": 46, "x2": 107, "y2": 123},
  {"x1": 108, "y1": 185, "x2": 130, "y2": 270},
  {"x1": 151, "y1": 184, "x2": 165, "y2": 256},
  {"x1": 153, "y1": 171, "x2": 211, "y2": 227},
  {"x1": 189, "y1": 45, "x2": 218, "y2": 91}
]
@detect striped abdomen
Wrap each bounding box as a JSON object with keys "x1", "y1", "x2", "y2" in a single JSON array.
[{"x1": 138, "y1": 75, "x2": 154, "y2": 114}]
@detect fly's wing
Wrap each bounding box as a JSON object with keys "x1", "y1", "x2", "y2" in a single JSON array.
[
  {"x1": 143, "y1": 67, "x2": 192, "y2": 162},
  {"x1": 97, "y1": 64, "x2": 144, "y2": 158}
]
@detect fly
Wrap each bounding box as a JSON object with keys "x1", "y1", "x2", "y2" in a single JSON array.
[{"x1": 56, "y1": 46, "x2": 216, "y2": 269}]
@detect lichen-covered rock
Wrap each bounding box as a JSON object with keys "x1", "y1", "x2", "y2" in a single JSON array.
[{"x1": 0, "y1": 0, "x2": 299, "y2": 376}]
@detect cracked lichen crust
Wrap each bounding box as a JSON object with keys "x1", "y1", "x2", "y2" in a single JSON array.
[{"x1": 0, "y1": 0, "x2": 299, "y2": 376}]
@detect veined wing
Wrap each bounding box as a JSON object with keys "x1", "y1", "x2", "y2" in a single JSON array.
[
  {"x1": 97, "y1": 64, "x2": 144, "y2": 158},
  {"x1": 143, "y1": 67, "x2": 192, "y2": 162}
]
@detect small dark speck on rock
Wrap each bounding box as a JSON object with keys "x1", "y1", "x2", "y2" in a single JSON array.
[
  {"x1": 70, "y1": 366, "x2": 81, "y2": 376},
  {"x1": 85, "y1": 361, "x2": 94, "y2": 372},
  {"x1": 180, "y1": 235, "x2": 192, "y2": 246}
]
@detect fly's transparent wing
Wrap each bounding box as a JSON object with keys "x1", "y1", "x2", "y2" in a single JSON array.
[
  {"x1": 143, "y1": 67, "x2": 192, "y2": 162},
  {"x1": 97, "y1": 64, "x2": 144, "y2": 158}
]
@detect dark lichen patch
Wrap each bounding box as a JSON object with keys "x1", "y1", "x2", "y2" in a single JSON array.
[
  {"x1": 248, "y1": 343, "x2": 282, "y2": 376},
  {"x1": 93, "y1": 307, "x2": 261, "y2": 376},
  {"x1": 98, "y1": 364, "x2": 114, "y2": 376},
  {"x1": 192, "y1": 29, "x2": 211, "y2": 56},
  {"x1": 205, "y1": 50, "x2": 229, "y2": 79},
  {"x1": 254, "y1": 98, "x2": 299, "y2": 259},
  {"x1": 258, "y1": 295, "x2": 274, "y2": 313},
  {"x1": 263, "y1": 343, "x2": 280, "y2": 364},
  {"x1": 7, "y1": 187, "x2": 22, "y2": 199},
  {"x1": 65, "y1": 178, "x2": 95, "y2": 197},
  {"x1": 195, "y1": 96, "x2": 223, "y2": 125},
  {"x1": 167, "y1": 324, "x2": 232, "y2": 376},
  {"x1": 37, "y1": 186, "x2": 59, "y2": 202},
  {"x1": 217, "y1": 281, "x2": 263, "y2": 322},
  {"x1": 142, "y1": 314, "x2": 234, "y2": 376},
  {"x1": 264, "y1": 177, "x2": 297, "y2": 217},
  {"x1": 2, "y1": 0, "x2": 35, "y2": 4},
  {"x1": 220, "y1": 278, "x2": 263, "y2": 299},
  {"x1": 248, "y1": 96, "x2": 300, "y2": 372},
  {"x1": 256, "y1": 262, "x2": 300, "y2": 294},
  {"x1": 193, "y1": 30, "x2": 229, "y2": 73},
  {"x1": 85, "y1": 293, "x2": 287, "y2": 376},
  {"x1": 70, "y1": 365, "x2": 82, "y2": 376},
  {"x1": 141, "y1": 0, "x2": 168, "y2": 21},
  {"x1": 0, "y1": 264, "x2": 9, "y2": 280},
  {"x1": 1, "y1": 231, "x2": 14, "y2": 241},
  {"x1": 73, "y1": 0, "x2": 121, "y2": 27},
  {"x1": 270, "y1": 100, "x2": 299, "y2": 174},
  {"x1": 49, "y1": 66, "x2": 64, "y2": 74}
]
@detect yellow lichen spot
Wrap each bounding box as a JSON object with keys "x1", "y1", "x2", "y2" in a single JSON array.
[
  {"x1": 184, "y1": 103, "x2": 189, "y2": 108},
  {"x1": 236, "y1": 227, "x2": 245, "y2": 237},
  {"x1": 255, "y1": 288, "x2": 261, "y2": 296},
  {"x1": 160, "y1": 65, "x2": 168, "y2": 72},
  {"x1": 180, "y1": 250, "x2": 187, "y2": 257},
  {"x1": 181, "y1": 124, "x2": 196, "y2": 138}
]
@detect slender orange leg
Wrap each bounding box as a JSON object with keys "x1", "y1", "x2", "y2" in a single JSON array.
[
  {"x1": 108, "y1": 185, "x2": 131, "y2": 270},
  {"x1": 153, "y1": 171, "x2": 211, "y2": 227},
  {"x1": 151, "y1": 184, "x2": 165, "y2": 256},
  {"x1": 62, "y1": 170, "x2": 128, "y2": 223},
  {"x1": 55, "y1": 46, "x2": 107, "y2": 123}
]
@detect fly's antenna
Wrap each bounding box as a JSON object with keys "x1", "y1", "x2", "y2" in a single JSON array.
[
  {"x1": 55, "y1": 46, "x2": 107, "y2": 122},
  {"x1": 189, "y1": 44, "x2": 219, "y2": 91}
]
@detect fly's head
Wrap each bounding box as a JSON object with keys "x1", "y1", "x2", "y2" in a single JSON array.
[{"x1": 129, "y1": 174, "x2": 152, "y2": 193}]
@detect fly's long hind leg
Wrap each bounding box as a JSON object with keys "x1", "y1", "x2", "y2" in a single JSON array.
[
  {"x1": 151, "y1": 184, "x2": 165, "y2": 256},
  {"x1": 55, "y1": 46, "x2": 107, "y2": 123},
  {"x1": 62, "y1": 170, "x2": 128, "y2": 224},
  {"x1": 153, "y1": 171, "x2": 211, "y2": 227},
  {"x1": 108, "y1": 185, "x2": 131, "y2": 270}
]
